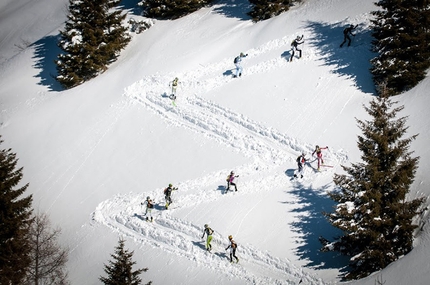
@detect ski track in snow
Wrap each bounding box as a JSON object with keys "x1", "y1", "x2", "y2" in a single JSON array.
[
  {"x1": 93, "y1": 193, "x2": 324, "y2": 285},
  {"x1": 93, "y1": 33, "x2": 350, "y2": 284}
]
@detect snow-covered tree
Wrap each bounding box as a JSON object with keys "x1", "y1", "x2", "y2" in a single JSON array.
[
  {"x1": 56, "y1": 0, "x2": 130, "y2": 89},
  {"x1": 322, "y1": 94, "x2": 425, "y2": 280},
  {"x1": 0, "y1": 136, "x2": 33, "y2": 284},
  {"x1": 140, "y1": 0, "x2": 214, "y2": 20},
  {"x1": 370, "y1": 0, "x2": 430, "y2": 96},
  {"x1": 25, "y1": 213, "x2": 69, "y2": 285},
  {"x1": 100, "y1": 239, "x2": 151, "y2": 285},
  {"x1": 248, "y1": 0, "x2": 294, "y2": 22}
]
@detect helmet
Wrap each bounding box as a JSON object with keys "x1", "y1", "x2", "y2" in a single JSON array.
[
  {"x1": 316, "y1": 145, "x2": 319, "y2": 148},
  {"x1": 228, "y1": 235, "x2": 233, "y2": 240},
  {"x1": 146, "y1": 196, "x2": 150, "y2": 200},
  {"x1": 240, "y1": 52, "x2": 244, "y2": 57},
  {"x1": 231, "y1": 171, "x2": 234, "y2": 174},
  {"x1": 350, "y1": 24, "x2": 355, "y2": 28},
  {"x1": 169, "y1": 183, "x2": 172, "y2": 187},
  {"x1": 204, "y1": 224, "x2": 208, "y2": 228}
]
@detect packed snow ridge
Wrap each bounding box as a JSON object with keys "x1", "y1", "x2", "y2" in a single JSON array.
[{"x1": 93, "y1": 34, "x2": 350, "y2": 284}]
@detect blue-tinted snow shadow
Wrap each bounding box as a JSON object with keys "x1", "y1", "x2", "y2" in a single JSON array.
[
  {"x1": 281, "y1": 175, "x2": 349, "y2": 274},
  {"x1": 223, "y1": 69, "x2": 234, "y2": 76},
  {"x1": 216, "y1": 185, "x2": 230, "y2": 194},
  {"x1": 281, "y1": 50, "x2": 291, "y2": 62},
  {"x1": 32, "y1": 35, "x2": 63, "y2": 91},
  {"x1": 212, "y1": 0, "x2": 252, "y2": 21},
  {"x1": 119, "y1": 0, "x2": 144, "y2": 15},
  {"x1": 192, "y1": 240, "x2": 207, "y2": 251},
  {"x1": 119, "y1": 0, "x2": 252, "y2": 19},
  {"x1": 304, "y1": 21, "x2": 377, "y2": 95}
]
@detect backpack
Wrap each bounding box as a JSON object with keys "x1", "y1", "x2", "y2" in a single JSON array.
[
  {"x1": 231, "y1": 240, "x2": 237, "y2": 249},
  {"x1": 164, "y1": 187, "x2": 171, "y2": 196},
  {"x1": 226, "y1": 174, "x2": 231, "y2": 182},
  {"x1": 234, "y1": 56, "x2": 240, "y2": 64},
  {"x1": 208, "y1": 227, "x2": 214, "y2": 235},
  {"x1": 147, "y1": 200, "x2": 154, "y2": 208},
  {"x1": 296, "y1": 156, "x2": 301, "y2": 163}
]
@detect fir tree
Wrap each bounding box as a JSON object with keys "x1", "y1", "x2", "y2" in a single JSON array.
[
  {"x1": 100, "y1": 239, "x2": 151, "y2": 285},
  {"x1": 370, "y1": 0, "x2": 430, "y2": 96},
  {"x1": 322, "y1": 93, "x2": 425, "y2": 280},
  {"x1": 0, "y1": 136, "x2": 33, "y2": 284},
  {"x1": 248, "y1": 0, "x2": 293, "y2": 22},
  {"x1": 140, "y1": 0, "x2": 214, "y2": 20},
  {"x1": 56, "y1": 0, "x2": 130, "y2": 89}
]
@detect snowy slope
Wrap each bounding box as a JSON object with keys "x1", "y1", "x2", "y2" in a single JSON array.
[{"x1": 1, "y1": 0, "x2": 429, "y2": 284}]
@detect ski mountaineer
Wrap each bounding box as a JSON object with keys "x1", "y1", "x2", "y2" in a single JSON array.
[
  {"x1": 233, "y1": 52, "x2": 248, "y2": 78},
  {"x1": 169, "y1": 77, "x2": 179, "y2": 100},
  {"x1": 141, "y1": 196, "x2": 154, "y2": 222},
  {"x1": 225, "y1": 235, "x2": 239, "y2": 263},
  {"x1": 226, "y1": 171, "x2": 239, "y2": 192},
  {"x1": 312, "y1": 145, "x2": 328, "y2": 171},
  {"x1": 340, "y1": 24, "x2": 357, "y2": 47},
  {"x1": 294, "y1": 153, "x2": 307, "y2": 178},
  {"x1": 201, "y1": 224, "x2": 214, "y2": 252},
  {"x1": 164, "y1": 184, "x2": 178, "y2": 209},
  {"x1": 290, "y1": 35, "x2": 304, "y2": 62}
]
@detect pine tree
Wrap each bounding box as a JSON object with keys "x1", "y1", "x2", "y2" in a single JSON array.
[
  {"x1": 56, "y1": 0, "x2": 130, "y2": 89},
  {"x1": 322, "y1": 93, "x2": 425, "y2": 280},
  {"x1": 248, "y1": 0, "x2": 293, "y2": 22},
  {"x1": 140, "y1": 0, "x2": 214, "y2": 20},
  {"x1": 370, "y1": 0, "x2": 430, "y2": 96},
  {"x1": 100, "y1": 239, "x2": 151, "y2": 285},
  {"x1": 0, "y1": 136, "x2": 33, "y2": 284}
]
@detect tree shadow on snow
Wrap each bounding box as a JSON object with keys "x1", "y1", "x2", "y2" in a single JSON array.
[
  {"x1": 304, "y1": 20, "x2": 377, "y2": 95},
  {"x1": 212, "y1": 0, "x2": 253, "y2": 21},
  {"x1": 119, "y1": 0, "x2": 144, "y2": 15},
  {"x1": 32, "y1": 35, "x2": 63, "y2": 92},
  {"x1": 283, "y1": 181, "x2": 350, "y2": 275}
]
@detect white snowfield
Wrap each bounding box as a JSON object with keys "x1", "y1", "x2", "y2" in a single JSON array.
[
  {"x1": 94, "y1": 43, "x2": 348, "y2": 284},
  {"x1": 1, "y1": 0, "x2": 429, "y2": 284},
  {"x1": 90, "y1": 15, "x2": 360, "y2": 285}
]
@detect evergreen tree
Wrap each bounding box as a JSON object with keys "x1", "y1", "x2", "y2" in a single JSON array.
[
  {"x1": 140, "y1": 0, "x2": 214, "y2": 20},
  {"x1": 370, "y1": 0, "x2": 430, "y2": 96},
  {"x1": 56, "y1": 0, "x2": 131, "y2": 89},
  {"x1": 322, "y1": 94, "x2": 425, "y2": 280},
  {"x1": 100, "y1": 239, "x2": 151, "y2": 285},
  {"x1": 0, "y1": 136, "x2": 33, "y2": 284},
  {"x1": 248, "y1": 0, "x2": 293, "y2": 22}
]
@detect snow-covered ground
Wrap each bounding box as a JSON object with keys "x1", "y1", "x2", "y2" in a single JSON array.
[{"x1": 1, "y1": 0, "x2": 429, "y2": 284}]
